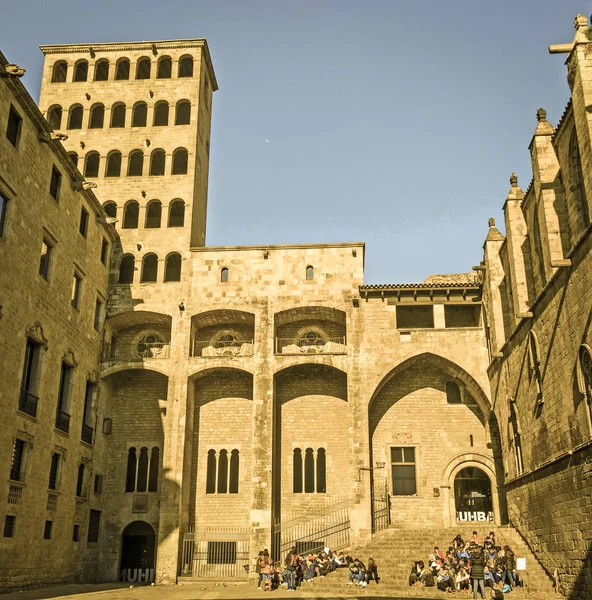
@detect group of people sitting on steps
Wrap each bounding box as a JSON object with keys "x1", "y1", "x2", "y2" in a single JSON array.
[
  {"x1": 409, "y1": 531, "x2": 519, "y2": 598},
  {"x1": 256, "y1": 547, "x2": 379, "y2": 591}
]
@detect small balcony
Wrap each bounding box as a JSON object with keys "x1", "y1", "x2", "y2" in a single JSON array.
[
  {"x1": 275, "y1": 336, "x2": 347, "y2": 355},
  {"x1": 18, "y1": 389, "x2": 39, "y2": 418},
  {"x1": 193, "y1": 339, "x2": 254, "y2": 358},
  {"x1": 81, "y1": 423, "x2": 94, "y2": 445},
  {"x1": 102, "y1": 342, "x2": 170, "y2": 362},
  {"x1": 55, "y1": 409, "x2": 71, "y2": 434}
]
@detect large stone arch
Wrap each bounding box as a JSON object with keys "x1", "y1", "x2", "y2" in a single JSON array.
[{"x1": 367, "y1": 352, "x2": 499, "y2": 529}]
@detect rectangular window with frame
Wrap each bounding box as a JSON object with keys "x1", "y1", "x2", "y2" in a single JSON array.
[
  {"x1": 0, "y1": 191, "x2": 8, "y2": 237},
  {"x1": 43, "y1": 520, "x2": 53, "y2": 540},
  {"x1": 94, "y1": 298, "x2": 102, "y2": 331},
  {"x1": 81, "y1": 381, "x2": 94, "y2": 444},
  {"x1": 391, "y1": 446, "x2": 417, "y2": 496},
  {"x1": 76, "y1": 463, "x2": 85, "y2": 498},
  {"x1": 20, "y1": 338, "x2": 41, "y2": 417},
  {"x1": 56, "y1": 362, "x2": 72, "y2": 433},
  {"x1": 6, "y1": 105, "x2": 22, "y2": 148},
  {"x1": 48, "y1": 452, "x2": 60, "y2": 490},
  {"x1": 72, "y1": 523, "x2": 80, "y2": 542},
  {"x1": 3, "y1": 515, "x2": 16, "y2": 538},
  {"x1": 39, "y1": 238, "x2": 53, "y2": 280},
  {"x1": 49, "y1": 166, "x2": 61, "y2": 201},
  {"x1": 9, "y1": 439, "x2": 25, "y2": 482},
  {"x1": 100, "y1": 238, "x2": 109, "y2": 265},
  {"x1": 87, "y1": 509, "x2": 101, "y2": 542},
  {"x1": 71, "y1": 272, "x2": 82, "y2": 308},
  {"x1": 94, "y1": 474, "x2": 103, "y2": 495},
  {"x1": 79, "y1": 206, "x2": 89, "y2": 237}
]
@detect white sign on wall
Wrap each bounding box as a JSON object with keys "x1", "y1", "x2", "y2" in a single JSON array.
[
  {"x1": 516, "y1": 558, "x2": 526, "y2": 571},
  {"x1": 120, "y1": 568, "x2": 155, "y2": 583},
  {"x1": 456, "y1": 511, "x2": 494, "y2": 522}
]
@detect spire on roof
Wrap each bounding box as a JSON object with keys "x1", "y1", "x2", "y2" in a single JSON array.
[{"x1": 534, "y1": 108, "x2": 555, "y2": 135}]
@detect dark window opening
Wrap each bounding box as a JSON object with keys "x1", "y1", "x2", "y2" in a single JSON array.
[
  {"x1": 221, "y1": 267, "x2": 229, "y2": 283},
  {"x1": 115, "y1": 59, "x2": 130, "y2": 80},
  {"x1": 123, "y1": 202, "x2": 139, "y2": 229},
  {"x1": 119, "y1": 255, "x2": 135, "y2": 284},
  {"x1": 128, "y1": 150, "x2": 144, "y2": 176},
  {"x1": 20, "y1": 339, "x2": 40, "y2": 417},
  {"x1": 56, "y1": 362, "x2": 72, "y2": 433},
  {"x1": 94, "y1": 60, "x2": 109, "y2": 81},
  {"x1": 3, "y1": 516, "x2": 15, "y2": 538},
  {"x1": 444, "y1": 305, "x2": 481, "y2": 328},
  {"x1": 157, "y1": 57, "x2": 172, "y2": 78},
  {"x1": 396, "y1": 305, "x2": 434, "y2": 329},
  {"x1": 446, "y1": 381, "x2": 461, "y2": 404},
  {"x1": 164, "y1": 253, "x2": 182, "y2": 282},
  {"x1": 68, "y1": 152, "x2": 79, "y2": 168},
  {"x1": 136, "y1": 58, "x2": 151, "y2": 80},
  {"x1": 145, "y1": 202, "x2": 162, "y2": 228},
  {"x1": 94, "y1": 474, "x2": 103, "y2": 494},
  {"x1": 51, "y1": 61, "x2": 67, "y2": 83},
  {"x1": 101, "y1": 239, "x2": 109, "y2": 265},
  {"x1": 106, "y1": 152, "x2": 122, "y2": 177},
  {"x1": 316, "y1": 448, "x2": 326, "y2": 493},
  {"x1": 168, "y1": 201, "x2": 185, "y2": 227},
  {"x1": 89, "y1": 104, "x2": 105, "y2": 129},
  {"x1": 304, "y1": 448, "x2": 315, "y2": 493},
  {"x1": 0, "y1": 192, "x2": 6, "y2": 238},
  {"x1": 39, "y1": 239, "x2": 52, "y2": 279},
  {"x1": 293, "y1": 448, "x2": 303, "y2": 493},
  {"x1": 47, "y1": 105, "x2": 63, "y2": 130},
  {"x1": 76, "y1": 463, "x2": 85, "y2": 497},
  {"x1": 79, "y1": 207, "x2": 89, "y2": 237},
  {"x1": 178, "y1": 56, "x2": 193, "y2": 77},
  {"x1": 175, "y1": 101, "x2": 191, "y2": 125},
  {"x1": 43, "y1": 520, "x2": 53, "y2": 540},
  {"x1": 50, "y1": 166, "x2": 61, "y2": 200},
  {"x1": 391, "y1": 446, "x2": 416, "y2": 496},
  {"x1": 229, "y1": 449, "x2": 239, "y2": 494},
  {"x1": 150, "y1": 150, "x2": 166, "y2": 176},
  {"x1": 306, "y1": 265, "x2": 314, "y2": 280},
  {"x1": 125, "y1": 447, "x2": 137, "y2": 492},
  {"x1": 67, "y1": 105, "x2": 83, "y2": 130},
  {"x1": 141, "y1": 254, "x2": 158, "y2": 283},
  {"x1": 94, "y1": 298, "x2": 102, "y2": 331},
  {"x1": 10, "y1": 439, "x2": 25, "y2": 482},
  {"x1": 49, "y1": 453, "x2": 60, "y2": 490},
  {"x1": 153, "y1": 102, "x2": 169, "y2": 126},
  {"x1": 72, "y1": 524, "x2": 80, "y2": 542},
  {"x1": 110, "y1": 104, "x2": 126, "y2": 128},
  {"x1": 172, "y1": 148, "x2": 188, "y2": 174},
  {"x1": 137, "y1": 447, "x2": 149, "y2": 492},
  {"x1": 206, "y1": 449, "x2": 216, "y2": 494},
  {"x1": 87, "y1": 510, "x2": 101, "y2": 542},
  {"x1": 217, "y1": 450, "x2": 228, "y2": 494},
  {"x1": 84, "y1": 152, "x2": 100, "y2": 178},
  {"x1": 132, "y1": 103, "x2": 147, "y2": 127},
  {"x1": 148, "y1": 447, "x2": 159, "y2": 492},
  {"x1": 103, "y1": 202, "x2": 117, "y2": 218},
  {"x1": 71, "y1": 273, "x2": 82, "y2": 309},
  {"x1": 74, "y1": 61, "x2": 88, "y2": 82}
]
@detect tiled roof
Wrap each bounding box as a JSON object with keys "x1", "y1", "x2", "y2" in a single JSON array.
[{"x1": 359, "y1": 272, "x2": 478, "y2": 290}]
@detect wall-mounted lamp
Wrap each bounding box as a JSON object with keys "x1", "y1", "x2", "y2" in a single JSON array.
[
  {"x1": 85, "y1": 92, "x2": 91, "y2": 100},
  {"x1": 89, "y1": 47, "x2": 96, "y2": 58},
  {"x1": 141, "y1": 190, "x2": 147, "y2": 198},
  {"x1": 358, "y1": 462, "x2": 386, "y2": 482},
  {"x1": 137, "y1": 242, "x2": 142, "y2": 251},
  {"x1": 352, "y1": 249, "x2": 357, "y2": 257},
  {"x1": 80, "y1": 141, "x2": 85, "y2": 149},
  {"x1": 145, "y1": 139, "x2": 151, "y2": 147},
  {"x1": 152, "y1": 43, "x2": 158, "y2": 56},
  {"x1": 179, "y1": 302, "x2": 185, "y2": 312},
  {"x1": 149, "y1": 90, "x2": 154, "y2": 98}
]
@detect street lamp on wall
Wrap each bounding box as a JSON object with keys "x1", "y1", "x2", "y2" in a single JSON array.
[{"x1": 358, "y1": 461, "x2": 386, "y2": 482}]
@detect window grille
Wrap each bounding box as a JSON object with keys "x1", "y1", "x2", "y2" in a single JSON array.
[
  {"x1": 43, "y1": 520, "x2": 53, "y2": 540},
  {"x1": 7, "y1": 485, "x2": 22, "y2": 505},
  {"x1": 47, "y1": 493, "x2": 58, "y2": 511},
  {"x1": 10, "y1": 439, "x2": 25, "y2": 482},
  {"x1": 207, "y1": 541, "x2": 236, "y2": 565},
  {"x1": 48, "y1": 453, "x2": 60, "y2": 490},
  {"x1": 3, "y1": 515, "x2": 16, "y2": 538}
]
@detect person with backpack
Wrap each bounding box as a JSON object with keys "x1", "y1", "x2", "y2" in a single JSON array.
[
  {"x1": 284, "y1": 547, "x2": 299, "y2": 591},
  {"x1": 470, "y1": 545, "x2": 486, "y2": 599},
  {"x1": 501, "y1": 545, "x2": 516, "y2": 590}
]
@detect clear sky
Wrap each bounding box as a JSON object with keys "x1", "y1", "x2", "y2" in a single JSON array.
[{"x1": 0, "y1": 1, "x2": 587, "y2": 283}]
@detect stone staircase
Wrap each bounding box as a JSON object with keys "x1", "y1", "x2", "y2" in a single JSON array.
[{"x1": 304, "y1": 525, "x2": 556, "y2": 598}]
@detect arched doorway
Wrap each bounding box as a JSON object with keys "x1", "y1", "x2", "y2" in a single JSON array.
[
  {"x1": 454, "y1": 467, "x2": 493, "y2": 522},
  {"x1": 119, "y1": 521, "x2": 156, "y2": 583}
]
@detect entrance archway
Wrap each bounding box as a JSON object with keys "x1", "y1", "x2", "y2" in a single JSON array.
[
  {"x1": 454, "y1": 467, "x2": 493, "y2": 521},
  {"x1": 119, "y1": 521, "x2": 156, "y2": 583}
]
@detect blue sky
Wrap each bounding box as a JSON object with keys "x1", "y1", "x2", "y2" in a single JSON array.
[{"x1": 0, "y1": 1, "x2": 587, "y2": 283}]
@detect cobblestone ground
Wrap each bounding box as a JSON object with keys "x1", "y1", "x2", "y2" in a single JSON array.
[{"x1": 0, "y1": 582, "x2": 414, "y2": 600}]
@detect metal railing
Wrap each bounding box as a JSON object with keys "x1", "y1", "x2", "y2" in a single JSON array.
[
  {"x1": 47, "y1": 493, "x2": 58, "y2": 511},
  {"x1": 18, "y1": 389, "x2": 39, "y2": 418},
  {"x1": 371, "y1": 482, "x2": 391, "y2": 534},
  {"x1": 272, "y1": 501, "x2": 350, "y2": 560},
  {"x1": 275, "y1": 336, "x2": 347, "y2": 355},
  {"x1": 192, "y1": 340, "x2": 254, "y2": 357},
  {"x1": 81, "y1": 424, "x2": 93, "y2": 445},
  {"x1": 102, "y1": 343, "x2": 170, "y2": 362},
  {"x1": 181, "y1": 526, "x2": 250, "y2": 578},
  {"x1": 55, "y1": 409, "x2": 70, "y2": 434},
  {"x1": 7, "y1": 485, "x2": 22, "y2": 505}
]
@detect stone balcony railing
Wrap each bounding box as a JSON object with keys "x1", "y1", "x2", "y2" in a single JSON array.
[
  {"x1": 275, "y1": 337, "x2": 347, "y2": 355},
  {"x1": 102, "y1": 343, "x2": 170, "y2": 363},
  {"x1": 192, "y1": 340, "x2": 254, "y2": 358}
]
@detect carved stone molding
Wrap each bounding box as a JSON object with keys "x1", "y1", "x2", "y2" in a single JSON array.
[
  {"x1": 25, "y1": 322, "x2": 49, "y2": 348},
  {"x1": 62, "y1": 349, "x2": 78, "y2": 367}
]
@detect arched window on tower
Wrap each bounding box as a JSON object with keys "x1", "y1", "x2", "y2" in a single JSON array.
[
  {"x1": 229, "y1": 449, "x2": 239, "y2": 494},
  {"x1": 68, "y1": 152, "x2": 79, "y2": 168},
  {"x1": 148, "y1": 447, "x2": 159, "y2": 492},
  {"x1": 168, "y1": 200, "x2": 185, "y2": 227},
  {"x1": 115, "y1": 58, "x2": 130, "y2": 81},
  {"x1": 89, "y1": 103, "x2": 105, "y2": 129},
  {"x1": 135, "y1": 57, "x2": 151, "y2": 79},
  {"x1": 118, "y1": 254, "x2": 135, "y2": 284},
  {"x1": 206, "y1": 450, "x2": 216, "y2": 494},
  {"x1": 446, "y1": 382, "x2": 461, "y2": 404},
  {"x1": 94, "y1": 59, "x2": 109, "y2": 81},
  {"x1": 316, "y1": 448, "x2": 326, "y2": 493},
  {"x1": 110, "y1": 103, "x2": 126, "y2": 128},
  {"x1": 73, "y1": 60, "x2": 88, "y2": 82},
  {"x1": 293, "y1": 447, "x2": 327, "y2": 493},
  {"x1": 125, "y1": 447, "x2": 137, "y2": 492},
  {"x1": 136, "y1": 447, "x2": 149, "y2": 492},
  {"x1": 103, "y1": 201, "x2": 117, "y2": 219},
  {"x1": 84, "y1": 152, "x2": 100, "y2": 178},
  {"x1": 577, "y1": 344, "x2": 592, "y2": 425},
  {"x1": 304, "y1": 448, "x2": 315, "y2": 493},
  {"x1": 306, "y1": 265, "x2": 314, "y2": 280},
  {"x1": 51, "y1": 60, "x2": 67, "y2": 83},
  {"x1": 141, "y1": 254, "x2": 158, "y2": 283},
  {"x1": 67, "y1": 104, "x2": 83, "y2": 130},
  {"x1": 217, "y1": 450, "x2": 228, "y2": 494},
  {"x1": 123, "y1": 201, "x2": 139, "y2": 229},
  {"x1": 150, "y1": 149, "x2": 166, "y2": 176},
  {"x1": 220, "y1": 267, "x2": 229, "y2": 283},
  {"x1": 175, "y1": 100, "x2": 191, "y2": 125},
  {"x1": 172, "y1": 148, "x2": 188, "y2": 174},
  {"x1": 165, "y1": 253, "x2": 182, "y2": 282},
  {"x1": 528, "y1": 331, "x2": 543, "y2": 405},
  {"x1": 47, "y1": 105, "x2": 63, "y2": 130},
  {"x1": 105, "y1": 151, "x2": 122, "y2": 177},
  {"x1": 178, "y1": 55, "x2": 194, "y2": 77},
  {"x1": 293, "y1": 448, "x2": 303, "y2": 493},
  {"x1": 145, "y1": 201, "x2": 162, "y2": 228},
  {"x1": 157, "y1": 56, "x2": 172, "y2": 79},
  {"x1": 128, "y1": 150, "x2": 144, "y2": 176},
  {"x1": 153, "y1": 101, "x2": 169, "y2": 126},
  {"x1": 132, "y1": 102, "x2": 147, "y2": 127}
]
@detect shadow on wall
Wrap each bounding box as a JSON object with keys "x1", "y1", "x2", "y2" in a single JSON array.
[{"x1": 569, "y1": 548, "x2": 592, "y2": 600}]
